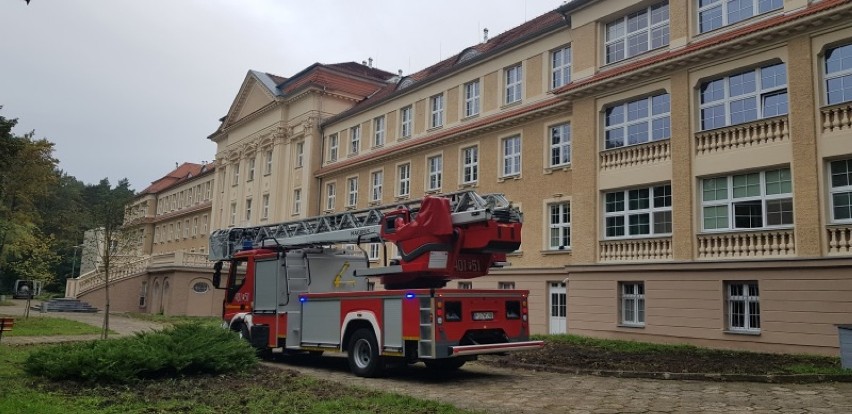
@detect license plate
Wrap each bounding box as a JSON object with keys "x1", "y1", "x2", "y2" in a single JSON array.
[{"x1": 472, "y1": 311, "x2": 494, "y2": 321}]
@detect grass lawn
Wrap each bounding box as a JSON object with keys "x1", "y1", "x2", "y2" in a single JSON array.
[
  {"x1": 0, "y1": 314, "x2": 103, "y2": 337},
  {"x1": 126, "y1": 312, "x2": 221, "y2": 327},
  {"x1": 0, "y1": 300, "x2": 15, "y2": 306},
  {"x1": 0, "y1": 344, "x2": 475, "y2": 414}
]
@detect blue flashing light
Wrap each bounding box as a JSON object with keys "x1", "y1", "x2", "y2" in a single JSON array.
[
  {"x1": 404, "y1": 292, "x2": 416, "y2": 299},
  {"x1": 299, "y1": 296, "x2": 307, "y2": 303},
  {"x1": 241, "y1": 238, "x2": 253, "y2": 250}
]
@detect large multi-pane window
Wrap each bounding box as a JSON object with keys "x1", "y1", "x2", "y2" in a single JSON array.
[
  {"x1": 247, "y1": 157, "x2": 255, "y2": 181},
  {"x1": 261, "y1": 194, "x2": 269, "y2": 220},
  {"x1": 605, "y1": 185, "x2": 672, "y2": 238},
  {"x1": 826, "y1": 43, "x2": 852, "y2": 105},
  {"x1": 232, "y1": 162, "x2": 240, "y2": 185},
  {"x1": 830, "y1": 159, "x2": 852, "y2": 223},
  {"x1": 401, "y1": 106, "x2": 413, "y2": 138},
  {"x1": 726, "y1": 282, "x2": 760, "y2": 332},
  {"x1": 350, "y1": 126, "x2": 360, "y2": 155},
  {"x1": 430, "y1": 94, "x2": 444, "y2": 128},
  {"x1": 293, "y1": 189, "x2": 302, "y2": 215},
  {"x1": 505, "y1": 64, "x2": 523, "y2": 104},
  {"x1": 368, "y1": 243, "x2": 381, "y2": 261},
  {"x1": 325, "y1": 183, "x2": 336, "y2": 211},
  {"x1": 551, "y1": 46, "x2": 572, "y2": 89},
  {"x1": 371, "y1": 171, "x2": 383, "y2": 202},
  {"x1": 464, "y1": 80, "x2": 481, "y2": 117},
  {"x1": 347, "y1": 177, "x2": 358, "y2": 207},
  {"x1": 702, "y1": 168, "x2": 793, "y2": 231},
  {"x1": 502, "y1": 136, "x2": 521, "y2": 177},
  {"x1": 550, "y1": 124, "x2": 571, "y2": 168},
  {"x1": 605, "y1": 94, "x2": 670, "y2": 149},
  {"x1": 620, "y1": 282, "x2": 645, "y2": 327},
  {"x1": 374, "y1": 116, "x2": 385, "y2": 147},
  {"x1": 229, "y1": 202, "x2": 236, "y2": 225},
  {"x1": 295, "y1": 142, "x2": 304, "y2": 167},
  {"x1": 428, "y1": 155, "x2": 443, "y2": 191},
  {"x1": 327, "y1": 134, "x2": 339, "y2": 162},
  {"x1": 700, "y1": 63, "x2": 788, "y2": 130},
  {"x1": 699, "y1": 0, "x2": 782, "y2": 34},
  {"x1": 245, "y1": 198, "x2": 252, "y2": 222},
  {"x1": 605, "y1": 2, "x2": 669, "y2": 64},
  {"x1": 548, "y1": 202, "x2": 571, "y2": 250},
  {"x1": 397, "y1": 163, "x2": 411, "y2": 197},
  {"x1": 461, "y1": 146, "x2": 479, "y2": 184},
  {"x1": 264, "y1": 150, "x2": 273, "y2": 175}
]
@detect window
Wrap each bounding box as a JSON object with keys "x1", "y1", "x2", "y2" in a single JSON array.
[
  {"x1": 229, "y1": 202, "x2": 236, "y2": 225},
  {"x1": 328, "y1": 134, "x2": 339, "y2": 162},
  {"x1": 620, "y1": 282, "x2": 645, "y2": 326},
  {"x1": 245, "y1": 199, "x2": 252, "y2": 222},
  {"x1": 826, "y1": 43, "x2": 852, "y2": 105},
  {"x1": 350, "y1": 126, "x2": 360, "y2": 155},
  {"x1": 184, "y1": 219, "x2": 189, "y2": 238},
  {"x1": 462, "y1": 146, "x2": 479, "y2": 184},
  {"x1": 205, "y1": 182, "x2": 212, "y2": 200},
  {"x1": 430, "y1": 94, "x2": 444, "y2": 128},
  {"x1": 458, "y1": 281, "x2": 472, "y2": 289},
  {"x1": 397, "y1": 163, "x2": 411, "y2": 197},
  {"x1": 498, "y1": 282, "x2": 516, "y2": 290},
  {"x1": 232, "y1": 162, "x2": 240, "y2": 185},
  {"x1": 551, "y1": 46, "x2": 572, "y2": 89},
  {"x1": 700, "y1": 63, "x2": 788, "y2": 130},
  {"x1": 177, "y1": 221, "x2": 182, "y2": 239},
  {"x1": 726, "y1": 282, "x2": 760, "y2": 332},
  {"x1": 368, "y1": 243, "x2": 380, "y2": 261},
  {"x1": 187, "y1": 189, "x2": 193, "y2": 205},
  {"x1": 293, "y1": 189, "x2": 302, "y2": 214},
  {"x1": 247, "y1": 157, "x2": 255, "y2": 181},
  {"x1": 702, "y1": 168, "x2": 793, "y2": 230},
  {"x1": 831, "y1": 159, "x2": 852, "y2": 222},
  {"x1": 264, "y1": 150, "x2": 273, "y2": 175},
  {"x1": 605, "y1": 2, "x2": 669, "y2": 64},
  {"x1": 605, "y1": 93, "x2": 670, "y2": 149},
  {"x1": 605, "y1": 184, "x2": 673, "y2": 238},
  {"x1": 502, "y1": 136, "x2": 521, "y2": 177},
  {"x1": 193, "y1": 217, "x2": 198, "y2": 236},
  {"x1": 464, "y1": 80, "x2": 480, "y2": 117},
  {"x1": 326, "y1": 183, "x2": 336, "y2": 211},
  {"x1": 550, "y1": 123, "x2": 571, "y2": 167},
  {"x1": 699, "y1": 0, "x2": 782, "y2": 34},
  {"x1": 400, "y1": 106, "x2": 413, "y2": 138},
  {"x1": 371, "y1": 171, "x2": 383, "y2": 202},
  {"x1": 505, "y1": 64, "x2": 523, "y2": 104},
  {"x1": 347, "y1": 177, "x2": 358, "y2": 207},
  {"x1": 548, "y1": 202, "x2": 571, "y2": 250},
  {"x1": 295, "y1": 142, "x2": 304, "y2": 167},
  {"x1": 202, "y1": 214, "x2": 208, "y2": 234},
  {"x1": 192, "y1": 282, "x2": 210, "y2": 294},
  {"x1": 374, "y1": 116, "x2": 385, "y2": 147},
  {"x1": 168, "y1": 223, "x2": 174, "y2": 240},
  {"x1": 261, "y1": 194, "x2": 269, "y2": 219},
  {"x1": 427, "y1": 155, "x2": 443, "y2": 191}
]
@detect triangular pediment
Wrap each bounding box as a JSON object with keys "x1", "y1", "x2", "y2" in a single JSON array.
[{"x1": 222, "y1": 71, "x2": 281, "y2": 128}]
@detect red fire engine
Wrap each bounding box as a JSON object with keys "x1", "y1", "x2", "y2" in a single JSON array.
[{"x1": 209, "y1": 190, "x2": 543, "y2": 377}]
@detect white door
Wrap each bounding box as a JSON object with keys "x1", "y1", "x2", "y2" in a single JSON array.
[{"x1": 549, "y1": 282, "x2": 567, "y2": 334}]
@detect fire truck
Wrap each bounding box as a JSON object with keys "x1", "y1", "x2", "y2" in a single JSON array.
[{"x1": 208, "y1": 190, "x2": 543, "y2": 377}]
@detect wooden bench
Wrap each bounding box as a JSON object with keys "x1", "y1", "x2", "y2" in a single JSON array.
[{"x1": 0, "y1": 317, "x2": 13, "y2": 343}]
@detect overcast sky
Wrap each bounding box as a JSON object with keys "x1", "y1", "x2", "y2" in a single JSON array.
[{"x1": 1, "y1": 0, "x2": 563, "y2": 191}]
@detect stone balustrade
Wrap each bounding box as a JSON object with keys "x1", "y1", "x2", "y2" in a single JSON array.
[
  {"x1": 822, "y1": 103, "x2": 852, "y2": 133},
  {"x1": 827, "y1": 225, "x2": 852, "y2": 255},
  {"x1": 697, "y1": 230, "x2": 795, "y2": 259},
  {"x1": 599, "y1": 237, "x2": 672, "y2": 262},
  {"x1": 600, "y1": 140, "x2": 670, "y2": 170},
  {"x1": 695, "y1": 116, "x2": 788, "y2": 156},
  {"x1": 68, "y1": 252, "x2": 213, "y2": 298}
]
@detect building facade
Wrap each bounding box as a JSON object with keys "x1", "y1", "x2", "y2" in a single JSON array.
[{"x1": 208, "y1": 0, "x2": 852, "y2": 355}]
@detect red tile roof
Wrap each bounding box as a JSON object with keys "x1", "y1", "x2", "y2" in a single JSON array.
[{"x1": 138, "y1": 162, "x2": 215, "y2": 196}]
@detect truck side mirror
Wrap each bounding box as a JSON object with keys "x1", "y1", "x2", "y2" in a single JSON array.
[{"x1": 212, "y1": 261, "x2": 223, "y2": 289}]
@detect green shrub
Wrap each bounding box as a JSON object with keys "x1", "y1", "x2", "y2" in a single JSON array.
[{"x1": 24, "y1": 323, "x2": 257, "y2": 383}]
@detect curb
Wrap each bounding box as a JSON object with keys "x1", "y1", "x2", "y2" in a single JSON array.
[{"x1": 487, "y1": 360, "x2": 852, "y2": 383}]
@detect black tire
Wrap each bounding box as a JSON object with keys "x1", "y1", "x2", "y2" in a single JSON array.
[
  {"x1": 239, "y1": 323, "x2": 250, "y2": 342},
  {"x1": 424, "y1": 358, "x2": 466, "y2": 371},
  {"x1": 347, "y1": 328, "x2": 384, "y2": 377}
]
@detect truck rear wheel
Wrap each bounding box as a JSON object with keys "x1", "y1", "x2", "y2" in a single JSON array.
[
  {"x1": 347, "y1": 328, "x2": 383, "y2": 377},
  {"x1": 424, "y1": 358, "x2": 466, "y2": 371}
]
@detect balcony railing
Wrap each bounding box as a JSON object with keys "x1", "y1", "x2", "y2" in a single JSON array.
[
  {"x1": 697, "y1": 229, "x2": 795, "y2": 259},
  {"x1": 827, "y1": 225, "x2": 852, "y2": 256},
  {"x1": 68, "y1": 252, "x2": 213, "y2": 297},
  {"x1": 599, "y1": 237, "x2": 672, "y2": 262},
  {"x1": 821, "y1": 103, "x2": 852, "y2": 133},
  {"x1": 600, "y1": 140, "x2": 670, "y2": 171},
  {"x1": 695, "y1": 116, "x2": 788, "y2": 156}
]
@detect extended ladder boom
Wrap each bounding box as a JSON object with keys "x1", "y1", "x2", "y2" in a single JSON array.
[{"x1": 208, "y1": 190, "x2": 521, "y2": 261}]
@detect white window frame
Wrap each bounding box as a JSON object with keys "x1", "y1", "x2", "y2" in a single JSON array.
[
  {"x1": 232, "y1": 162, "x2": 240, "y2": 186},
  {"x1": 605, "y1": 184, "x2": 673, "y2": 239},
  {"x1": 830, "y1": 158, "x2": 852, "y2": 223},
  {"x1": 202, "y1": 214, "x2": 208, "y2": 234},
  {"x1": 371, "y1": 170, "x2": 383, "y2": 202},
  {"x1": 726, "y1": 281, "x2": 760, "y2": 333},
  {"x1": 295, "y1": 142, "x2": 304, "y2": 168},
  {"x1": 245, "y1": 198, "x2": 252, "y2": 222},
  {"x1": 548, "y1": 202, "x2": 571, "y2": 250},
  {"x1": 698, "y1": 0, "x2": 782, "y2": 34},
  {"x1": 505, "y1": 64, "x2": 523, "y2": 104},
  {"x1": 247, "y1": 156, "x2": 255, "y2": 181},
  {"x1": 347, "y1": 177, "x2": 359, "y2": 207},
  {"x1": 229, "y1": 202, "x2": 237, "y2": 226},
  {"x1": 825, "y1": 43, "x2": 852, "y2": 106},
  {"x1": 264, "y1": 150, "x2": 273, "y2": 175},
  {"x1": 699, "y1": 63, "x2": 788, "y2": 131},
  {"x1": 427, "y1": 154, "x2": 443, "y2": 192},
  {"x1": 620, "y1": 282, "x2": 646, "y2": 327},
  {"x1": 551, "y1": 46, "x2": 572, "y2": 89},
  {"x1": 325, "y1": 183, "x2": 336, "y2": 211},
  {"x1": 261, "y1": 194, "x2": 269, "y2": 219},
  {"x1": 498, "y1": 282, "x2": 516, "y2": 290},
  {"x1": 458, "y1": 281, "x2": 473, "y2": 289},
  {"x1": 464, "y1": 80, "x2": 480, "y2": 117},
  {"x1": 184, "y1": 219, "x2": 189, "y2": 238},
  {"x1": 293, "y1": 189, "x2": 302, "y2": 215},
  {"x1": 368, "y1": 243, "x2": 381, "y2": 262},
  {"x1": 193, "y1": 217, "x2": 198, "y2": 236},
  {"x1": 604, "y1": 93, "x2": 671, "y2": 149},
  {"x1": 605, "y1": 2, "x2": 669, "y2": 64},
  {"x1": 430, "y1": 94, "x2": 444, "y2": 128},
  {"x1": 328, "y1": 134, "x2": 339, "y2": 162},
  {"x1": 701, "y1": 168, "x2": 793, "y2": 231},
  {"x1": 502, "y1": 135, "x2": 522, "y2": 178},
  {"x1": 401, "y1": 105, "x2": 413, "y2": 138},
  {"x1": 397, "y1": 163, "x2": 411, "y2": 197},
  {"x1": 549, "y1": 123, "x2": 571, "y2": 168},
  {"x1": 373, "y1": 116, "x2": 385, "y2": 147},
  {"x1": 461, "y1": 146, "x2": 479, "y2": 184},
  {"x1": 350, "y1": 126, "x2": 360, "y2": 155}
]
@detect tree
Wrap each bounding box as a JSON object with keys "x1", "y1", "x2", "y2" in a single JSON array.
[{"x1": 81, "y1": 179, "x2": 135, "y2": 339}]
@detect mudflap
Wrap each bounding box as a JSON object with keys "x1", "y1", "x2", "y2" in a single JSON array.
[{"x1": 250, "y1": 325, "x2": 270, "y2": 349}]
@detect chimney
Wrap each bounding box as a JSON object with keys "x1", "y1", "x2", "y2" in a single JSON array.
[
  {"x1": 483, "y1": 28, "x2": 489, "y2": 43},
  {"x1": 368, "y1": 57, "x2": 373, "y2": 68},
  {"x1": 398, "y1": 69, "x2": 403, "y2": 76}
]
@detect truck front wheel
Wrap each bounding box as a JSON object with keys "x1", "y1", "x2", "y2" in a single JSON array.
[{"x1": 347, "y1": 328, "x2": 383, "y2": 377}]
